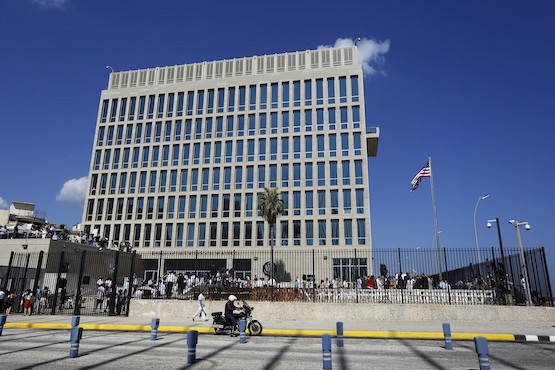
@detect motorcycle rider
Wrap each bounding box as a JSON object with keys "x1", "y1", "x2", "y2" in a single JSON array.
[{"x1": 225, "y1": 295, "x2": 241, "y2": 336}]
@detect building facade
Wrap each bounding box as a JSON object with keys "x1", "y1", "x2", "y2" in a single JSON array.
[{"x1": 81, "y1": 46, "x2": 379, "y2": 283}]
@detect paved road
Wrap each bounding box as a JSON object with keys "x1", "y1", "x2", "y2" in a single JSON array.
[{"x1": 0, "y1": 329, "x2": 552, "y2": 369}]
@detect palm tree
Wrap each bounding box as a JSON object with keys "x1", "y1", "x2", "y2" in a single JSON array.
[{"x1": 257, "y1": 187, "x2": 284, "y2": 288}]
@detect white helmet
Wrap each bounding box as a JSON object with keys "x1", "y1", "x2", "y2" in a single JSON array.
[{"x1": 228, "y1": 295, "x2": 237, "y2": 302}]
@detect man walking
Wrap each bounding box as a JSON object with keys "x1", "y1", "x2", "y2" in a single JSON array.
[{"x1": 192, "y1": 290, "x2": 207, "y2": 321}]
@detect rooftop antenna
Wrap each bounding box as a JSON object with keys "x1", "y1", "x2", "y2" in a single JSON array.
[
  {"x1": 354, "y1": 37, "x2": 361, "y2": 46},
  {"x1": 105, "y1": 65, "x2": 114, "y2": 73}
]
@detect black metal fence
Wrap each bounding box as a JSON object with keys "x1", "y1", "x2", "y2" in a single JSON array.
[
  {"x1": 135, "y1": 246, "x2": 552, "y2": 306},
  {"x1": 1, "y1": 249, "x2": 137, "y2": 316},
  {"x1": 1, "y1": 246, "x2": 552, "y2": 314}
]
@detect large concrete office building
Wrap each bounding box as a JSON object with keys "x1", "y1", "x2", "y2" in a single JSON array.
[{"x1": 82, "y1": 46, "x2": 379, "y2": 282}]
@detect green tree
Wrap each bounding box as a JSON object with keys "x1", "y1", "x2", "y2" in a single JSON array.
[{"x1": 257, "y1": 187, "x2": 284, "y2": 287}]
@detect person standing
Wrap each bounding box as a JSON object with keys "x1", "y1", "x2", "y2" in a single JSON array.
[
  {"x1": 23, "y1": 289, "x2": 33, "y2": 316},
  {"x1": 95, "y1": 284, "x2": 105, "y2": 311},
  {"x1": 192, "y1": 290, "x2": 207, "y2": 321},
  {"x1": 166, "y1": 271, "x2": 177, "y2": 299}
]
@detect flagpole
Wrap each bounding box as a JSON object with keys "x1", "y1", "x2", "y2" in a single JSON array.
[{"x1": 429, "y1": 155, "x2": 443, "y2": 281}]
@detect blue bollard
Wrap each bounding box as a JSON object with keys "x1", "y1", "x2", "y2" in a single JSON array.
[
  {"x1": 239, "y1": 319, "x2": 247, "y2": 344},
  {"x1": 69, "y1": 326, "x2": 83, "y2": 358},
  {"x1": 336, "y1": 322, "x2": 344, "y2": 348},
  {"x1": 0, "y1": 315, "x2": 7, "y2": 336},
  {"x1": 151, "y1": 318, "x2": 160, "y2": 341},
  {"x1": 442, "y1": 323, "x2": 453, "y2": 350},
  {"x1": 71, "y1": 316, "x2": 80, "y2": 328},
  {"x1": 474, "y1": 336, "x2": 491, "y2": 370},
  {"x1": 187, "y1": 330, "x2": 198, "y2": 364},
  {"x1": 322, "y1": 334, "x2": 332, "y2": 370}
]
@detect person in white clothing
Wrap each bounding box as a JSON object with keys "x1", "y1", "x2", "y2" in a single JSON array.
[{"x1": 192, "y1": 291, "x2": 207, "y2": 321}]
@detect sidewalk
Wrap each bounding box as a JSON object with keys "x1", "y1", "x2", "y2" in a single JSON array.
[{"x1": 3, "y1": 313, "x2": 554, "y2": 342}]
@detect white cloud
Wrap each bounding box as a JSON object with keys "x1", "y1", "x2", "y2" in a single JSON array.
[
  {"x1": 0, "y1": 197, "x2": 8, "y2": 210},
  {"x1": 318, "y1": 37, "x2": 391, "y2": 77},
  {"x1": 56, "y1": 177, "x2": 88, "y2": 203},
  {"x1": 33, "y1": 0, "x2": 70, "y2": 9}
]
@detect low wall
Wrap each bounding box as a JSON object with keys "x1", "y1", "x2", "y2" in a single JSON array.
[{"x1": 129, "y1": 299, "x2": 555, "y2": 323}]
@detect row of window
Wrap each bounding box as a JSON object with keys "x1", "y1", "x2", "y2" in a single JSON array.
[
  {"x1": 96, "y1": 107, "x2": 362, "y2": 147},
  {"x1": 89, "y1": 160, "x2": 365, "y2": 196},
  {"x1": 93, "y1": 133, "x2": 365, "y2": 171},
  {"x1": 85, "y1": 189, "x2": 367, "y2": 223},
  {"x1": 85, "y1": 218, "x2": 367, "y2": 248},
  {"x1": 101, "y1": 76, "x2": 360, "y2": 123}
]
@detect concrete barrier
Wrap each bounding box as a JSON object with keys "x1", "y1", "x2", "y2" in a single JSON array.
[{"x1": 129, "y1": 299, "x2": 555, "y2": 322}]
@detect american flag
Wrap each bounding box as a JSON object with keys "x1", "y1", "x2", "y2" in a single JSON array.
[{"x1": 410, "y1": 162, "x2": 431, "y2": 191}]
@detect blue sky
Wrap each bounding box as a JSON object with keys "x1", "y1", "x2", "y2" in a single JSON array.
[{"x1": 1, "y1": 1, "x2": 554, "y2": 263}]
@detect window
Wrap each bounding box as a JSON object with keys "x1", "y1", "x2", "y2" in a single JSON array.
[
  {"x1": 203, "y1": 142, "x2": 211, "y2": 164},
  {"x1": 259, "y1": 113, "x2": 266, "y2": 134},
  {"x1": 316, "y1": 79, "x2": 323, "y2": 105},
  {"x1": 96, "y1": 127, "x2": 105, "y2": 147},
  {"x1": 212, "y1": 167, "x2": 220, "y2": 190},
  {"x1": 249, "y1": 85, "x2": 256, "y2": 110},
  {"x1": 269, "y1": 164, "x2": 277, "y2": 188},
  {"x1": 205, "y1": 117, "x2": 213, "y2": 138},
  {"x1": 238, "y1": 86, "x2": 246, "y2": 111},
  {"x1": 170, "y1": 170, "x2": 177, "y2": 192},
  {"x1": 178, "y1": 196, "x2": 186, "y2": 219},
  {"x1": 139, "y1": 172, "x2": 147, "y2": 193},
  {"x1": 200, "y1": 195, "x2": 208, "y2": 218},
  {"x1": 293, "y1": 163, "x2": 301, "y2": 187},
  {"x1": 217, "y1": 88, "x2": 225, "y2": 113},
  {"x1": 339, "y1": 77, "x2": 347, "y2": 103},
  {"x1": 327, "y1": 77, "x2": 335, "y2": 104},
  {"x1": 151, "y1": 146, "x2": 159, "y2": 167},
  {"x1": 244, "y1": 221, "x2": 252, "y2": 246},
  {"x1": 209, "y1": 222, "x2": 218, "y2": 247},
  {"x1": 236, "y1": 140, "x2": 244, "y2": 162},
  {"x1": 237, "y1": 115, "x2": 245, "y2": 137},
  {"x1": 176, "y1": 223, "x2": 184, "y2": 247},
  {"x1": 257, "y1": 221, "x2": 264, "y2": 246},
  {"x1": 357, "y1": 219, "x2": 366, "y2": 244},
  {"x1": 330, "y1": 161, "x2": 338, "y2": 186},
  {"x1": 100, "y1": 100, "x2": 109, "y2": 123},
  {"x1": 216, "y1": 117, "x2": 223, "y2": 137},
  {"x1": 305, "y1": 162, "x2": 313, "y2": 187},
  {"x1": 351, "y1": 75, "x2": 359, "y2": 102},
  {"x1": 245, "y1": 193, "x2": 253, "y2": 217},
  {"x1": 293, "y1": 110, "x2": 301, "y2": 133},
  {"x1": 356, "y1": 189, "x2": 365, "y2": 214},
  {"x1": 259, "y1": 84, "x2": 267, "y2": 109},
  {"x1": 144, "y1": 224, "x2": 152, "y2": 247},
  {"x1": 197, "y1": 90, "x2": 204, "y2": 115},
  {"x1": 282, "y1": 111, "x2": 289, "y2": 133},
  {"x1": 167, "y1": 196, "x2": 175, "y2": 219},
  {"x1": 147, "y1": 95, "x2": 155, "y2": 119},
  {"x1": 182, "y1": 144, "x2": 191, "y2": 166},
  {"x1": 125, "y1": 125, "x2": 133, "y2": 144},
  {"x1": 355, "y1": 160, "x2": 363, "y2": 184},
  {"x1": 280, "y1": 220, "x2": 288, "y2": 246},
  {"x1": 116, "y1": 125, "x2": 124, "y2": 145},
  {"x1": 193, "y1": 143, "x2": 200, "y2": 165},
  {"x1": 119, "y1": 172, "x2": 127, "y2": 193},
  {"x1": 304, "y1": 80, "x2": 312, "y2": 106},
  {"x1": 354, "y1": 132, "x2": 362, "y2": 156},
  {"x1": 271, "y1": 83, "x2": 278, "y2": 109},
  {"x1": 103, "y1": 149, "x2": 111, "y2": 170},
  {"x1": 195, "y1": 118, "x2": 203, "y2": 139},
  {"x1": 305, "y1": 190, "x2": 313, "y2": 216},
  {"x1": 172, "y1": 144, "x2": 179, "y2": 166},
  {"x1": 317, "y1": 135, "x2": 325, "y2": 158},
  {"x1": 306, "y1": 220, "x2": 313, "y2": 246},
  {"x1": 202, "y1": 169, "x2": 209, "y2": 191},
  {"x1": 134, "y1": 123, "x2": 142, "y2": 144},
  {"x1": 270, "y1": 138, "x2": 277, "y2": 160},
  {"x1": 227, "y1": 87, "x2": 235, "y2": 112},
  {"x1": 330, "y1": 190, "x2": 339, "y2": 215},
  {"x1": 110, "y1": 99, "x2": 118, "y2": 122},
  {"x1": 293, "y1": 81, "x2": 300, "y2": 107},
  {"x1": 177, "y1": 92, "x2": 184, "y2": 116},
  {"x1": 186, "y1": 92, "x2": 194, "y2": 115},
  {"x1": 352, "y1": 106, "x2": 360, "y2": 128},
  {"x1": 234, "y1": 194, "x2": 241, "y2": 217},
  {"x1": 167, "y1": 93, "x2": 174, "y2": 117},
  {"x1": 188, "y1": 195, "x2": 197, "y2": 218},
  {"x1": 317, "y1": 162, "x2": 325, "y2": 186},
  {"x1": 259, "y1": 138, "x2": 266, "y2": 161},
  {"x1": 304, "y1": 109, "x2": 312, "y2": 132},
  {"x1": 211, "y1": 195, "x2": 219, "y2": 217},
  {"x1": 180, "y1": 169, "x2": 188, "y2": 192},
  {"x1": 134, "y1": 224, "x2": 141, "y2": 247},
  {"x1": 258, "y1": 165, "x2": 265, "y2": 188},
  {"x1": 281, "y1": 137, "x2": 289, "y2": 160},
  {"x1": 185, "y1": 119, "x2": 192, "y2": 140},
  {"x1": 318, "y1": 190, "x2": 326, "y2": 215},
  {"x1": 149, "y1": 171, "x2": 157, "y2": 192},
  {"x1": 107, "y1": 126, "x2": 114, "y2": 146},
  {"x1": 191, "y1": 168, "x2": 199, "y2": 191},
  {"x1": 207, "y1": 89, "x2": 215, "y2": 114},
  {"x1": 316, "y1": 108, "x2": 324, "y2": 131},
  {"x1": 128, "y1": 97, "x2": 136, "y2": 121},
  {"x1": 343, "y1": 189, "x2": 352, "y2": 215},
  {"x1": 214, "y1": 141, "x2": 221, "y2": 163},
  {"x1": 318, "y1": 220, "x2": 326, "y2": 246},
  {"x1": 246, "y1": 166, "x2": 254, "y2": 189},
  {"x1": 157, "y1": 95, "x2": 165, "y2": 118},
  {"x1": 271, "y1": 112, "x2": 278, "y2": 134},
  {"x1": 331, "y1": 219, "x2": 339, "y2": 245},
  {"x1": 187, "y1": 223, "x2": 195, "y2": 247},
  {"x1": 224, "y1": 167, "x2": 231, "y2": 190},
  {"x1": 226, "y1": 116, "x2": 234, "y2": 137},
  {"x1": 162, "y1": 145, "x2": 169, "y2": 166},
  {"x1": 281, "y1": 164, "x2": 289, "y2": 187},
  {"x1": 157, "y1": 197, "x2": 164, "y2": 219},
  {"x1": 144, "y1": 123, "x2": 152, "y2": 143},
  {"x1": 138, "y1": 96, "x2": 146, "y2": 120},
  {"x1": 248, "y1": 114, "x2": 256, "y2": 135},
  {"x1": 235, "y1": 166, "x2": 243, "y2": 189},
  {"x1": 293, "y1": 191, "x2": 301, "y2": 216},
  {"x1": 221, "y1": 222, "x2": 229, "y2": 247}
]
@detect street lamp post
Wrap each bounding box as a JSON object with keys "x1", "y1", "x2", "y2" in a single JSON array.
[
  {"x1": 508, "y1": 220, "x2": 533, "y2": 306},
  {"x1": 473, "y1": 194, "x2": 490, "y2": 277},
  {"x1": 486, "y1": 218, "x2": 512, "y2": 304}
]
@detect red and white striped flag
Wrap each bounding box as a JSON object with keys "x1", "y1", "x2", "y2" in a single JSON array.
[{"x1": 410, "y1": 163, "x2": 431, "y2": 191}]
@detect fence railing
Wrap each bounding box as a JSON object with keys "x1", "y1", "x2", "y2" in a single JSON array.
[{"x1": 1, "y1": 247, "x2": 552, "y2": 314}]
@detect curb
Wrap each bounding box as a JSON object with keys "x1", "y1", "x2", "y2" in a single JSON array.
[{"x1": 4, "y1": 322, "x2": 551, "y2": 342}]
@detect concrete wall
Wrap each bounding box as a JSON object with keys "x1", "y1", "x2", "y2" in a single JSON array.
[{"x1": 129, "y1": 299, "x2": 555, "y2": 322}]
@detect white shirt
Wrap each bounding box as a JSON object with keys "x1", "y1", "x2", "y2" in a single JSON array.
[{"x1": 198, "y1": 293, "x2": 205, "y2": 306}]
